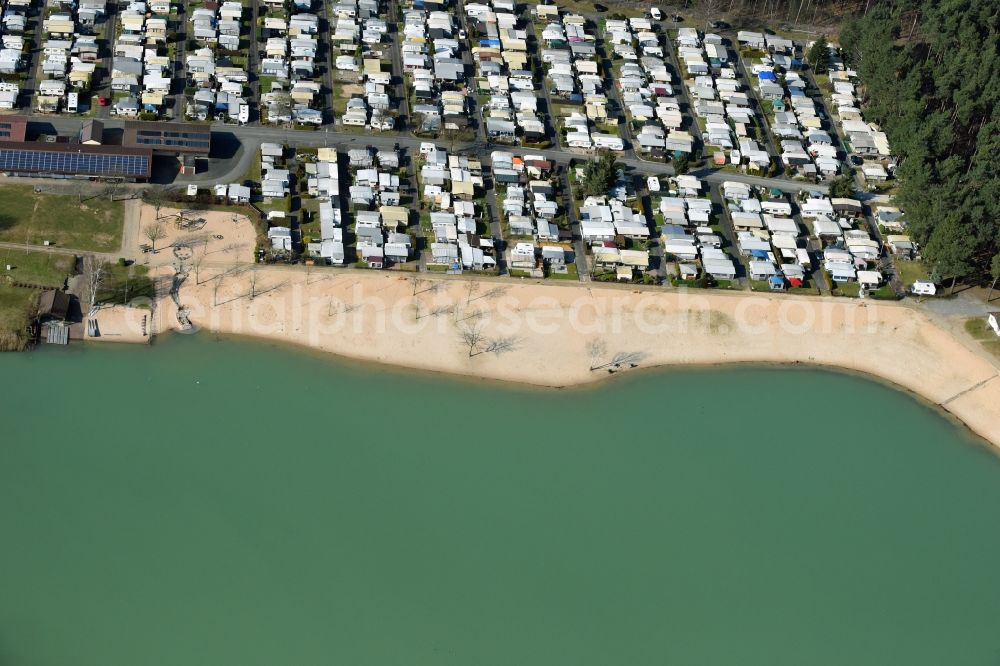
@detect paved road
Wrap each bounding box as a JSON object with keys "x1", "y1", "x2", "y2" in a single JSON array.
[
  {"x1": 705, "y1": 180, "x2": 746, "y2": 286},
  {"x1": 523, "y1": 14, "x2": 560, "y2": 150},
  {"x1": 26, "y1": 116, "x2": 830, "y2": 196},
  {"x1": 19, "y1": 1, "x2": 49, "y2": 111},
  {"x1": 170, "y1": 3, "x2": 188, "y2": 120},
  {"x1": 247, "y1": 0, "x2": 261, "y2": 123},
  {"x1": 734, "y1": 44, "x2": 782, "y2": 175},
  {"x1": 96, "y1": 1, "x2": 121, "y2": 120},
  {"x1": 559, "y1": 166, "x2": 589, "y2": 281},
  {"x1": 482, "y1": 170, "x2": 507, "y2": 275},
  {"x1": 316, "y1": 0, "x2": 335, "y2": 126},
  {"x1": 387, "y1": 0, "x2": 409, "y2": 128},
  {"x1": 662, "y1": 27, "x2": 704, "y2": 158},
  {"x1": 596, "y1": 24, "x2": 635, "y2": 160}
]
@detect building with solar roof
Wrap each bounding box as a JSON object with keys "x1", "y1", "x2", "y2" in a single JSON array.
[
  {"x1": 0, "y1": 120, "x2": 212, "y2": 181},
  {"x1": 0, "y1": 142, "x2": 152, "y2": 181},
  {"x1": 122, "y1": 122, "x2": 212, "y2": 156}
]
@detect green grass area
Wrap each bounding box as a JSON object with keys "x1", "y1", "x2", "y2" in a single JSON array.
[
  {"x1": 0, "y1": 285, "x2": 37, "y2": 349},
  {"x1": 1, "y1": 250, "x2": 74, "y2": 288},
  {"x1": 869, "y1": 284, "x2": 899, "y2": 300},
  {"x1": 0, "y1": 186, "x2": 124, "y2": 252},
  {"x1": 832, "y1": 281, "x2": 862, "y2": 298},
  {"x1": 256, "y1": 197, "x2": 291, "y2": 215},
  {"x1": 299, "y1": 221, "x2": 321, "y2": 245},
  {"x1": 789, "y1": 281, "x2": 821, "y2": 296},
  {"x1": 258, "y1": 75, "x2": 276, "y2": 93},
  {"x1": 548, "y1": 263, "x2": 579, "y2": 280},
  {"x1": 895, "y1": 259, "x2": 928, "y2": 288},
  {"x1": 964, "y1": 317, "x2": 997, "y2": 341},
  {"x1": 964, "y1": 317, "x2": 1000, "y2": 358},
  {"x1": 332, "y1": 87, "x2": 350, "y2": 116}
]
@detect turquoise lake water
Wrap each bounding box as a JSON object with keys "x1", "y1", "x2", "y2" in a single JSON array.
[{"x1": 1, "y1": 334, "x2": 999, "y2": 666}]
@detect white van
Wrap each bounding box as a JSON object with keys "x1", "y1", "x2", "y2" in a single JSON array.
[
  {"x1": 911, "y1": 280, "x2": 937, "y2": 296},
  {"x1": 650, "y1": 7, "x2": 663, "y2": 20},
  {"x1": 419, "y1": 142, "x2": 436, "y2": 155}
]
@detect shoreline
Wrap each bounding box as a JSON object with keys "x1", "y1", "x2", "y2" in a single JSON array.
[
  {"x1": 86, "y1": 264, "x2": 1000, "y2": 451},
  {"x1": 147, "y1": 324, "x2": 999, "y2": 453}
]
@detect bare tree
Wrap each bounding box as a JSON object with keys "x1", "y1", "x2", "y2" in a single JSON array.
[
  {"x1": 484, "y1": 336, "x2": 519, "y2": 356},
  {"x1": 410, "y1": 275, "x2": 425, "y2": 295},
  {"x1": 414, "y1": 280, "x2": 445, "y2": 297},
  {"x1": 469, "y1": 286, "x2": 506, "y2": 303},
  {"x1": 82, "y1": 255, "x2": 107, "y2": 314},
  {"x1": 193, "y1": 254, "x2": 205, "y2": 285},
  {"x1": 700, "y1": 0, "x2": 727, "y2": 28},
  {"x1": 460, "y1": 324, "x2": 486, "y2": 357},
  {"x1": 104, "y1": 180, "x2": 123, "y2": 202},
  {"x1": 212, "y1": 272, "x2": 225, "y2": 306},
  {"x1": 457, "y1": 307, "x2": 484, "y2": 323},
  {"x1": 248, "y1": 268, "x2": 259, "y2": 300},
  {"x1": 417, "y1": 304, "x2": 453, "y2": 320},
  {"x1": 143, "y1": 221, "x2": 167, "y2": 254},
  {"x1": 465, "y1": 281, "x2": 481, "y2": 305},
  {"x1": 145, "y1": 189, "x2": 169, "y2": 220},
  {"x1": 587, "y1": 338, "x2": 608, "y2": 370}
]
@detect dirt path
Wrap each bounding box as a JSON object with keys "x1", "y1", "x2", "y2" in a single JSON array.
[{"x1": 118, "y1": 199, "x2": 141, "y2": 262}]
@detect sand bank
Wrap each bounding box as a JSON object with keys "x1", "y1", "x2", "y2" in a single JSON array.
[{"x1": 117, "y1": 262, "x2": 1000, "y2": 450}]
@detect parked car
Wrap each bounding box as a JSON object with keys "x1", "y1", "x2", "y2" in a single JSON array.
[
  {"x1": 98, "y1": 96, "x2": 109, "y2": 106},
  {"x1": 649, "y1": 7, "x2": 662, "y2": 20}
]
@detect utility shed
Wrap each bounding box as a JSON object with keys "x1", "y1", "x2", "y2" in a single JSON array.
[{"x1": 37, "y1": 290, "x2": 71, "y2": 321}]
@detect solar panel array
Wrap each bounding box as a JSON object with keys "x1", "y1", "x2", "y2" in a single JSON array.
[{"x1": 0, "y1": 149, "x2": 149, "y2": 176}]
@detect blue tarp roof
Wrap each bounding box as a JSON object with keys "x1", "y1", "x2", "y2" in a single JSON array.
[
  {"x1": 661, "y1": 224, "x2": 687, "y2": 238},
  {"x1": 769, "y1": 276, "x2": 784, "y2": 285},
  {"x1": 758, "y1": 71, "x2": 777, "y2": 81},
  {"x1": 751, "y1": 249, "x2": 770, "y2": 258},
  {"x1": 480, "y1": 39, "x2": 500, "y2": 46}
]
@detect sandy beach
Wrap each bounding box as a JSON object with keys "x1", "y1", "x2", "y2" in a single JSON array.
[{"x1": 83, "y1": 206, "x2": 1000, "y2": 449}]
